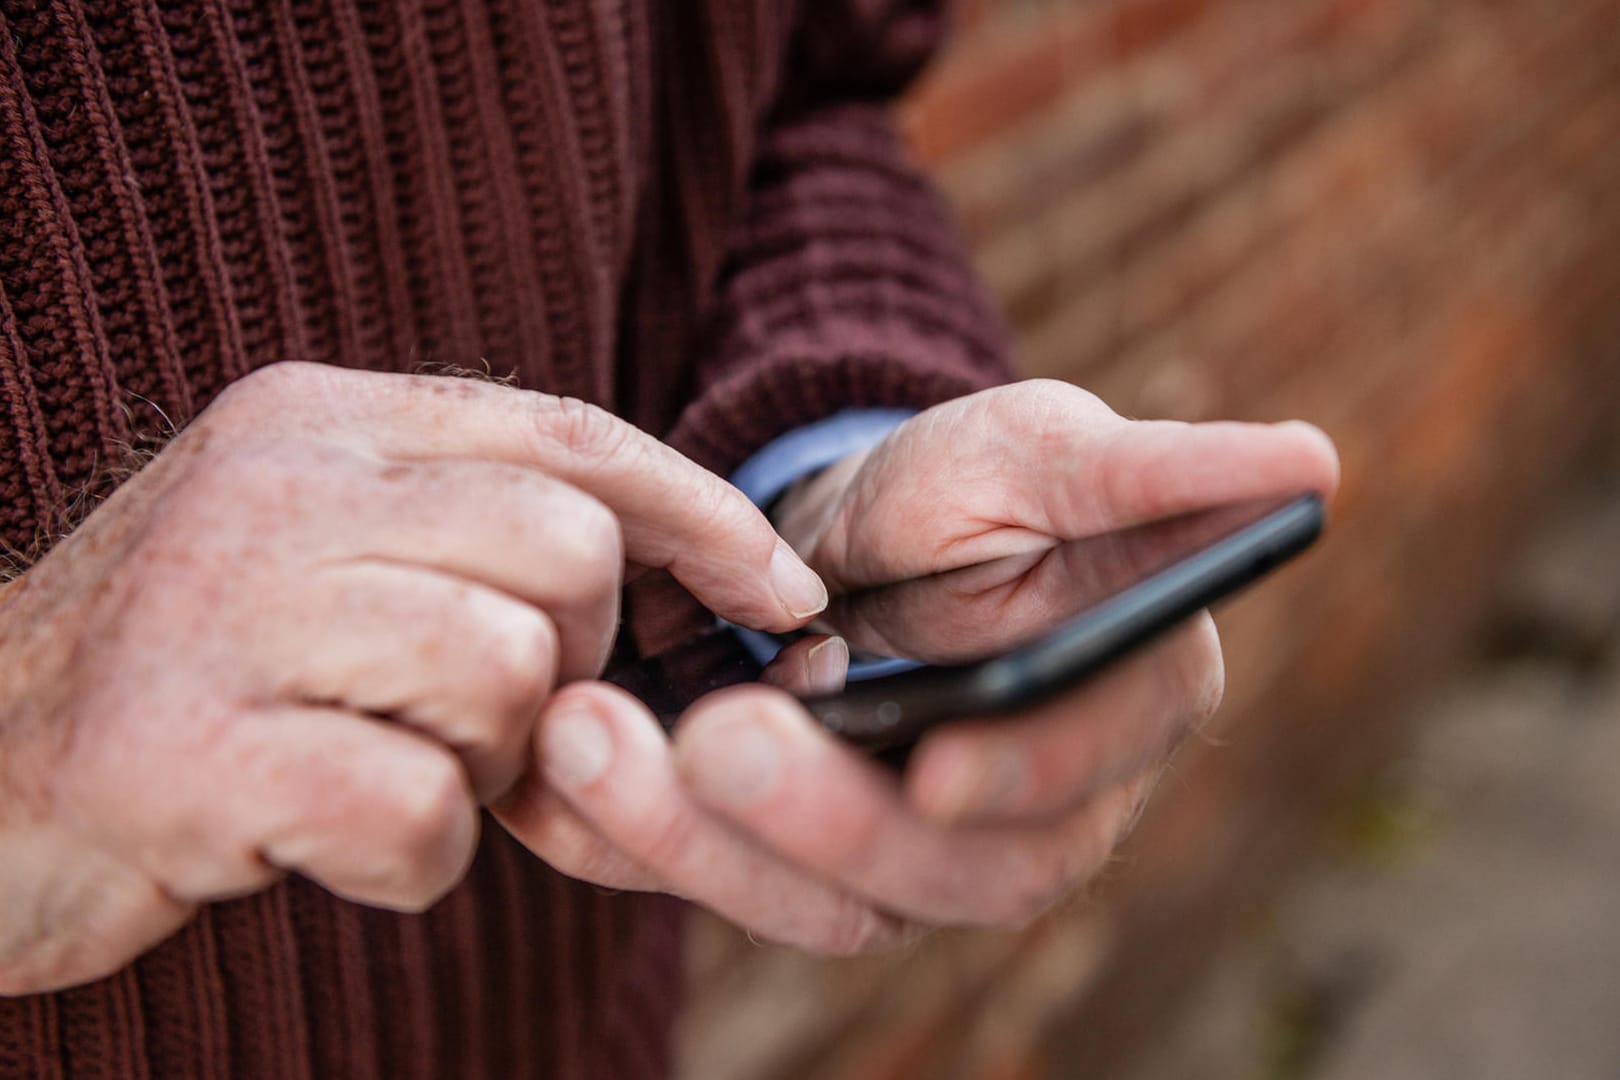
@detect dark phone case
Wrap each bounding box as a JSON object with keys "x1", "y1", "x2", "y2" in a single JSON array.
[{"x1": 801, "y1": 495, "x2": 1325, "y2": 752}]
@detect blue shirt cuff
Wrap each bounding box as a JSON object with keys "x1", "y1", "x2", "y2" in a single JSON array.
[
  {"x1": 728, "y1": 409, "x2": 922, "y2": 678},
  {"x1": 729, "y1": 408, "x2": 917, "y2": 509}
]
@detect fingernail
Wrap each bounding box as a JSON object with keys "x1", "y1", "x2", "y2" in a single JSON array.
[
  {"x1": 928, "y1": 748, "x2": 1026, "y2": 822},
  {"x1": 1277, "y1": 419, "x2": 1339, "y2": 457},
  {"x1": 542, "y1": 701, "x2": 613, "y2": 787},
  {"x1": 769, "y1": 541, "x2": 828, "y2": 619},
  {"x1": 806, "y1": 637, "x2": 849, "y2": 693},
  {"x1": 687, "y1": 720, "x2": 782, "y2": 808},
  {"x1": 1277, "y1": 419, "x2": 1330, "y2": 438}
]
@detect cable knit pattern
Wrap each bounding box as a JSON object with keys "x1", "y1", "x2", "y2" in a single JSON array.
[{"x1": 0, "y1": 1, "x2": 1010, "y2": 1075}]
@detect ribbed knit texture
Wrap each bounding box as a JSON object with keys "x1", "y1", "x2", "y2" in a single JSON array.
[{"x1": 0, "y1": 1, "x2": 1010, "y2": 1075}]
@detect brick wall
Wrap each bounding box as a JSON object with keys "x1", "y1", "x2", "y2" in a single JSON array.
[{"x1": 678, "y1": 1, "x2": 1620, "y2": 1075}]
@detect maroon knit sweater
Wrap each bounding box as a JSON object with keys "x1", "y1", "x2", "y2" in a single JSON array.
[{"x1": 0, "y1": 1, "x2": 1009, "y2": 1075}]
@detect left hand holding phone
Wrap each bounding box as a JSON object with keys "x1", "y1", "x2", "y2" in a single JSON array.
[{"x1": 496, "y1": 380, "x2": 1340, "y2": 954}]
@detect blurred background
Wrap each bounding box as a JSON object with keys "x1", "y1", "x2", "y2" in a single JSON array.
[{"x1": 676, "y1": 0, "x2": 1620, "y2": 1076}]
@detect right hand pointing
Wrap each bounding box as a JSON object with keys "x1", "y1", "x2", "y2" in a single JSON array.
[{"x1": 0, "y1": 361, "x2": 826, "y2": 996}]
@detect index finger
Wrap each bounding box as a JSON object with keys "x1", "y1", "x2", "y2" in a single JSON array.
[{"x1": 254, "y1": 364, "x2": 827, "y2": 633}]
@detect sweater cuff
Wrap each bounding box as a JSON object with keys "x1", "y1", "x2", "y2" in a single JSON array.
[{"x1": 665, "y1": 348, "x2": 996, "y2": 479}]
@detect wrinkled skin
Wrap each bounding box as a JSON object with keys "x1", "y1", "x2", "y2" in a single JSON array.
[
  {"x1": 0, "y1": 361, "x2": 825, "y2": 995},
  {"x1": 498, "y1": 380, "x2": 1340, "y2": 954}
]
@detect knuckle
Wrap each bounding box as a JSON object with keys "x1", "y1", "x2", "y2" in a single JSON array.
[
  {"x1": 485, "y1": 607, "x2": 559, "y2": 709},
  {"x1": 535, "y1": 396, "x2": 634, "y2": 463},
  {"x1": 810, "y1": 899, "x2": 899, "y2": 958},
  {"x1": 555, "y1": 493, "x2": 624, "y2": 591},
  {"x1": 510, "y1": 795, "x2": 599, "y2": 873},
  {"x1": 987, "y1": 848, "x2": 1090, "y2": 931},
  {"x1": 209, "y1": 361, "x2": 324, "y2": 420},
  {"x1": 656, "y1": 471, "x2": 760, "y2": 566},
  {"x1": 691, "y1": 476, "x2": 757, "y2": 540},
  {"x1": 995, "y1": 378, "x2": 1107, "y2": 429},
  {"x1": 1021, "y1": 377, "x2": 1087, "y2": 408},
  {"x1": 632, "y1": 806, "x2": 701, "y2": 873},
  {"x1": 384, "y1": 754, "x2": 473, "y2": 871},
  {"x1": 527, "y1": 810, "x2": 654, "y2": 891},
  {"x1": 155, "y1": 838, "x2": 281, "y2": 903}
]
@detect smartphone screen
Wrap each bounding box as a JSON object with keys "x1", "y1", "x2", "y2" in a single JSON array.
[{"x1": 608, "y1": 495, "x2": 1321, "y2": 746}]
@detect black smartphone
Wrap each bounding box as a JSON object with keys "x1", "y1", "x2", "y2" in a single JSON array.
[{"x1": 608, "y1": 494, "x2": 1325, "y2": 753}]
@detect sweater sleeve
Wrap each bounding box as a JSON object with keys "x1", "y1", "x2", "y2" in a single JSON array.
[{"x1": 664, "y1": 0, "x2": 1015, "y2": 475}]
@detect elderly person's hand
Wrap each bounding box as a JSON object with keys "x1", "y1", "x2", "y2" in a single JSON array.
[
  {"x1": 497, "y1": 380, "x2": 1339, "y2": 953},
  {"x1": 0, "y1": 362, "x2": 827, "y2": 995}
]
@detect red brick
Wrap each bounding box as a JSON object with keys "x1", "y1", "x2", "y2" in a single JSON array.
[{"x1": 900, "y1": 12, "x2": 1106, "y2": 167}]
